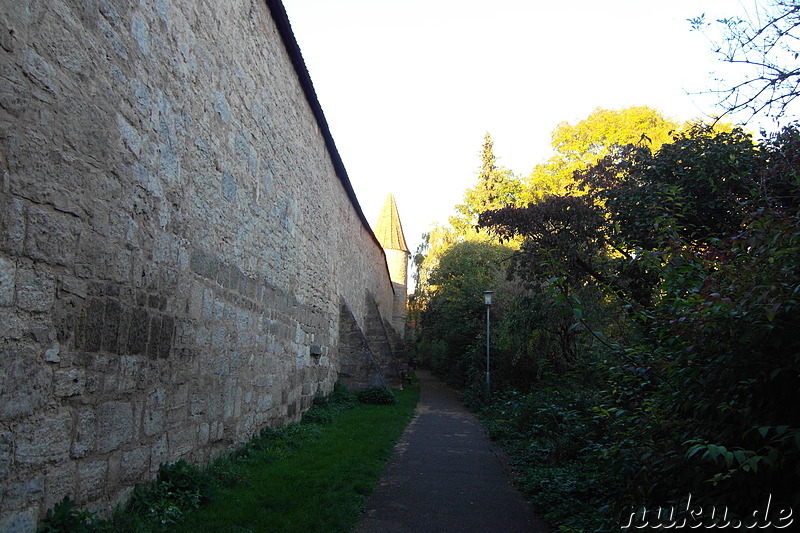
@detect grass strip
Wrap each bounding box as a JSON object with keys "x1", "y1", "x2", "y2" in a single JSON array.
[{"x1": 171, "y1": 383, "x2": 420, "y2": 533}]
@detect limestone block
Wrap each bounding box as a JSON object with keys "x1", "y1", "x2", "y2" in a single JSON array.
[
  {"x1": 143, "y1": 388, "x2": 165, "y2": 436},
  {"x1": 188, "y1": 392, "x2": 205, "y2": 418},
  {"x1": 52, "y1": 368, "x2": 85, "y2": 397},
  {"x1": 0, "y1": 506, "x2": 38, "y2": 533},
  {"x1": 15, "y1": 412, "x2": 72, "y2": 465},
  {"x1": 168, "y1": 383, "x2": 188, "y2": 411},
  {"x1": 197, "y1": 423, "x2": 210, "y2": 446},
  {"x1": 256, "y1": 393, "x2": 272, "y2": 413},
  {"x1": 120, "y1": 447, "x2": 149, "y2": 483},
  {"x1": 0, "y1": 431, "x2": 11, "y2": 480},
  {"x1": 101, "y1": 298, "x2": 122, "y2": 353},
  {"x1": 0, "y1": 254, "x2": 15, "y2": 306},
  {"x1": 0, "y1": 351, "x2": 48, "y2": 421},
  {"x1": 14, "y1": 264, "x2": 54, "y2": 313},
  {"x1": 167, "y1": 426, "x2": 195, "y2": 462},
  {"x1": 126, "y1": 307, "x2": 150, "y2": 355},
  {"x1": 77, "y1": 460, "x2": 107, "y2": 502},
  {"x1": 118, "y1": 355, "x2": 143, "y2": 391},
  {"x1": 2, "y1": 476, "x2": 43, "y2": 510},
  {"x1": 23, "y1": 206, "x2": 80, "y2": 267},
  {"x1": 44, "y1": 463, "x2": 77, "y2": 510},
  {"x1": 3, "y1": 197, "x2": 26, "y2": 255},
  {"x1": 96, "y1": 401, "x2": 133, "y2": 454},
  {"x1": 70, "y1": 409, "x2": 96, "y2": 459},
  {"x1": 210, "y1": 421, "x2": 224, "y2": 443},
  {"x1": 147, "y1": 435, "x2": 167, "y2": 472}
]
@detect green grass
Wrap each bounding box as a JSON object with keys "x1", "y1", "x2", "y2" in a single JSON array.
[
  {"x1": 170, "y1": 384, "x2": 420, "y2": 533},
  {"x1": 37, "y1": 383, "x2": 420, "y2": 533}
]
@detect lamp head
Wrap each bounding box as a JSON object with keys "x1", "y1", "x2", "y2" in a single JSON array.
[{"x1": 483, "y1": 290, "x2": 494, "y2": 306}]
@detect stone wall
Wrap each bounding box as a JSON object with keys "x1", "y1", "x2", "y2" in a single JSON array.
[
  {"x1": 384, "y1": 248, "x2": 409, "y2": 334},
  {"x1": 0, "y1": 0, "x2": 398, "y2": 528}
]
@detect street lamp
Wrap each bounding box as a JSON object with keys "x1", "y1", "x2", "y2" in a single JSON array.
[{"x1": 483, "y1": 290, "x2": 494, "y2": 394}]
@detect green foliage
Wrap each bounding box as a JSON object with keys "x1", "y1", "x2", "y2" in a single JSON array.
[
  {"x1": 356, "y1": 386, "x2": 397, "y2": 405},
  {"x1": 479, "y1": 369, "x2": 628, "y2": 531},
  {"x1": 522, "y1": 106, "x2": 679, "y2": 204},
  {"x1": 302, "y1": 382, "x2": 357, "y2": 424},
  {"x1": 412, "y1": 134, "x2": 522, "y2": 313},
  {"x1": 577, "y1": 123, "x2": 765, "y2": 248},
  {"x1": 451, "y1": 132, "x2": 524, "y2": 235},
  {"x1": 174, "y1": 384, "x2": 420, "y2": 533},
  {"x1": 37, "y1": 381, "x2": 412, "y2": 533},
  {"x1": 37, "y1": 497, "x2": 108, "y2": 533},
  {"x1": 418, "y1": 240, "x2": 517, "y2": 388},
  {"x1": 466, "y1": 123, "x2": 800, "y2": 530}
]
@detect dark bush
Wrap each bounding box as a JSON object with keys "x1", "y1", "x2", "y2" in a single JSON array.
[{"x1": 356, "y1": 386, "x2": 397, "y2": 405}]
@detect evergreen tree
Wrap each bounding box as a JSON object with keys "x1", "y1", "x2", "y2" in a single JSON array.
[{"x1": 450, "y1": 133, "x2": 522, "y2": 235}]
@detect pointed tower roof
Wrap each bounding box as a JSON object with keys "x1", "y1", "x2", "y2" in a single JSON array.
[{"x1": 375, "y1": 194, "x2": 409, "y2": 253}]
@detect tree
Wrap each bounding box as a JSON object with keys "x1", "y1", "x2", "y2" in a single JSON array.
[
  {"x1": 523, "y1": 107, "x2": 680, "y2": 203},
  {"x1": 576, "y1": 124, "x2": 766, "y2": 249},
  {"x1": 450, "y1": 133, "x2": 523, "y2": 234},
  {"x1": 480, "y1": 122, "x2": 800, "y2": 515},
  {"x1": 690, "y1": 1, "x2": 800, "y2": 121},
  {"x1": 418, "y1": 240, "x2": 514, "y2": 387}
]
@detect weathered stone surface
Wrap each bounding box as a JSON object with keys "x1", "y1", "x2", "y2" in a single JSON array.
[
  {"x1": 0, "y1": 432, "x2": 12, "y2": 480},
  {"x1": 0, "y1": 351, "x2": 49, "y2": 421},
  {"x1": 15, "y1": 264, "x2": 54, "y2": 313},
  {"x1": 24, "y1": 205, "x2": 81, "y2": 267},
  {"x1": 143, "y1": 387, "x2": 165, "y2": 436},
  {"x1": 71, "y1": 409, "x2": 96, "y2": 459},
  {"x1": 15, "y1": 413, "x2": 72, "y2": 465},
  {"x1": 0, "y1": 0, "x2": 404, "y2": 524},
  {"x1": 78, "y1": 460, "x2": 108, "y2": 502},
  {"x1": 167, "y1": 426, "x2": 195, "y2": 462},
  {"x1": 120, "y1": 447, "x2": 149, "y2": 483},
  {"x1": 96, "y1": 402, "x2": 133, "y2": 454},
  {"x1": 44, "y1": 463, "x2": 77, "y2": 509},
  {"x1": 0, "y1": 254, "x2": 15, "y2": 306},
  {"x1": 53, "y1": 368, "x2": 85, "y2": 397},
  {"x1": 0, "y1": 506, "x2": 38, "y2": 533}
]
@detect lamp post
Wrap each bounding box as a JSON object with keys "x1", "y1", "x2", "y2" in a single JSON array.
[{"x1": 483, "y1": 290, "x2": 494, "y2": 394}]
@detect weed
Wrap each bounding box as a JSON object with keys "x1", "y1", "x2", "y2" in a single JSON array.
[{"x1": 37, "y1": 497, "x2": 107, "y2": 533}]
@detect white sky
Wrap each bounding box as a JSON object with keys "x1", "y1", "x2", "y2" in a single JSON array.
[{"x1": 281, "y1": 0, "x2": 779, "y2": 255}]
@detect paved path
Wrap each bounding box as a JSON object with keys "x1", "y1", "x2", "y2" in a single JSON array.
[{"x1": 355, "y1": 370, "x2": 550, "y2": 533}]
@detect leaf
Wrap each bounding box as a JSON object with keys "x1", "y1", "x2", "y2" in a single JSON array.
[
  {"x1": 732, "y1": 449, "x2": 747, "y2": 465},
  {"x1": 686, "y1": 443, "x2": 705, "y2": 460},
  {"x1": 747, "y1": 456, "x2": 760, "y2": 474}
]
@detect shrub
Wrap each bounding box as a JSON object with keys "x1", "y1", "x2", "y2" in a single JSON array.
[{"x1": 356, "y1": 386, "x2": 397, "y2": 405}]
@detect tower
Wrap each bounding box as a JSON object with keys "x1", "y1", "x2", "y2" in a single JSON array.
[{"x1": 374, "y1": 194, "x2": 410, "y2": 334}]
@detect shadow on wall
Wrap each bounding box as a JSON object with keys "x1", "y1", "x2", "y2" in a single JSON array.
[{"x1": 337, "y1": 297, "x2": 407, "y2": 391}]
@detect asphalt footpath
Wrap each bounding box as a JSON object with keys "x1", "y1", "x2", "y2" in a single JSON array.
[{"x1": 354, "y1": 370, "x2": 550, "y2": 533}]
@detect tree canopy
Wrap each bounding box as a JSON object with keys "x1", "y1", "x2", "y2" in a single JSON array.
[{"x1": 523, "y1": 106, "x2": 680, "y2": 203}]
